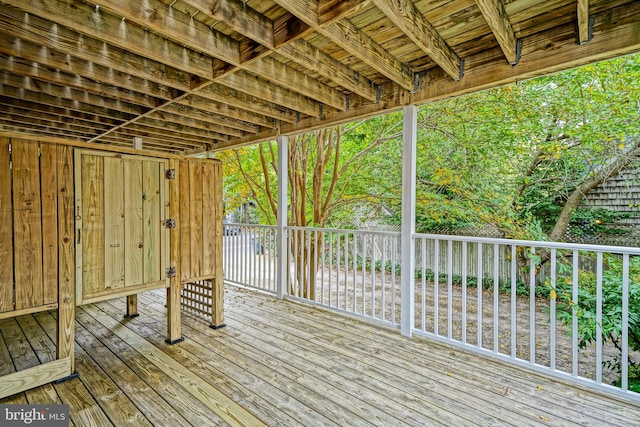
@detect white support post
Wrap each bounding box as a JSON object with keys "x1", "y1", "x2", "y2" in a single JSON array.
[
  {"x1": 276, "y1": 135, "x2": 289, "y2": 299},
  {"x1": 132, "y1": 137, "x2": 143, "y2": 150},
  {"x1": 401, "y1": 105, "x2": 417, "y2": 337}
]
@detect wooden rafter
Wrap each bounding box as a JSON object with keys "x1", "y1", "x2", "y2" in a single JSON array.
[
  {"x1": 1, "y1": 0, "x2": 214, "y2": 79},
  {"x1": 183, "y1": 0, "x2": 351, "y2": 111},
  {"x1": 273, "y1": 0, "x2": 415, "y2": 90},
  {"x1": 278, "y1": 41, "x2": 379, "y2": 101},
  {"x1": 219, "y1": 71, "x2": 321, "y2": 118},
  {"x1": 577, "y1": 0, "x2": 592, "y2": 45},
  {"x1": 474, "y1": 0, "x2": 520, "y2": 65},
  {"x1": 0, "y1": 0, "x2": 637, "y2": 153},
  {"x1": 0, "y1": 56, "x2": 159, "y2": 109},
  {"x1": 370, "y1": 0, "x2": 463, "y2": 81},
  {"x1": 0, "y1": 4, "x2": 193, "y2": 92}
]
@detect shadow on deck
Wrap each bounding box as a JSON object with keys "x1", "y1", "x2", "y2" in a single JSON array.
[{"x1": 1, "y1": 286, "x2": 638, "y2": 426}]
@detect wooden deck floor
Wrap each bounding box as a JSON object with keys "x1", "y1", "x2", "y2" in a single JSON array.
[{"x1": 1, "y1": 286, "x2": 639, "y2": 427}]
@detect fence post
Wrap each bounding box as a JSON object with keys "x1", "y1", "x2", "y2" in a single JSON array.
[
  {"x1": 276, "y1": 135, "x2": 288, "y2": 299},
  {"x1": 401, "y1": 105, "x2": 417, "y2": 337}
]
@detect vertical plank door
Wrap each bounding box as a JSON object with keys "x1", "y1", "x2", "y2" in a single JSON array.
[{"x1": 75, "y1": 151, "x2": 169, "y2": 304}]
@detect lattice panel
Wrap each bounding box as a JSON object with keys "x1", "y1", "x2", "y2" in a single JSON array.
[{"x1": 181, "y1": 280, "x2": 213, "y2": 319}]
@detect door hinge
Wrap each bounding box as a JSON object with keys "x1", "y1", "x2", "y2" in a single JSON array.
[
  {"x1": 165, "y1": 169, "x2": 176, "y2": 179},
  {"x1": 166, "y1": 266, "x2": 177, "y2": 278},
  {"x1": 164, "y1": 218, "x2": 176, "y2": 229}
]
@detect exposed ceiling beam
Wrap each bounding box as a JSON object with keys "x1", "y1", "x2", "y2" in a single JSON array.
[
  {"x1": 97, "y1": 0, "x2": 240, "y2": 65},
  {"x1": 273, "y1": 0, "x2": 415, "y2": 91},
  {"x1": 0, "y1": 32, "x2": 177, "y2": 101},
  {"x1": 186, "y1": 0, "x2": 274, "y2": 48},
  {"x1": 278, "y1": 41, "x2": 379, "y2": 101},
  {"x1": 174, "y1": 96, "x2": 275, "y2": 127},
  {"x1": 0, "y1": 56, "x2": 160, "y2": 109},
  {"x1": 184, "y1": 0, "x2": 349, "y2": 110},
  {"x1": 0, "y1": 74, "x2": 148, "y2": 115},
  {"x1": 133, "y1": 119, "x2": 234, "y2": 141},
  {"x1": 371, "y1": 0, "x2": 462, "y2": 81},
  {"x1": 318, "y1": 0, "x2": 372, "y2": 26},
  {"x1": 474, "y1": 0, "x2": 520, "y2": 65},
  {"x1": 0, "y1": 116, "x2": 100, "y2": 138},
  {"x1": 188, "y1": 0, "x2": 379, "y2": 102},
  {"x1": 0, "y1": 98, "x2": 126, "y2": 127},
  {"x1": 0, "y1": 84, "x2": 136, "y2": 121},
  {"x1": 1, "y1": 0, "x2": 214, "y2": 79},
  {"x1": 249, "y1": 57, "x2": 347, "y2": 110},
  {"x1": 153, "y1": 105, "x2": 261, "y2": 135},
  {"x1": 192, "y1": 85, "x2": 297, "y2": 123},
  {"x1": 0, "y1": 5, "x2": 194, "y2": 93},
  {"x1": 219, "y1": 72, "x2": 321, "y2": 117},
  {"x1": 577, "y1": 0, "x2": 592, "y2": 45},
  {"x1": 0, "y1": 105, "x2": 115, "y2": 132}
]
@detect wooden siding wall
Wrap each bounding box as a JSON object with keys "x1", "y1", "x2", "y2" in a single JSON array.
[
  {"x1": 0, "y1": 137, "x2": 73, "y2": 318},
  {"x1": 583, "y1": 166, "x2": 640, "y2": 228}
]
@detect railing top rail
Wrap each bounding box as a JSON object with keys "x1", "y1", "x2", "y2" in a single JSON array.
[
  {"x1": 285, "y1": 225, "x2": 401, "y2": 237},
  {"x1": 224, "y1": 223, "x2": 276, "y2": 230},
  {"x1": 415, "y1": 233, "x2": 640, "y2": 255}
]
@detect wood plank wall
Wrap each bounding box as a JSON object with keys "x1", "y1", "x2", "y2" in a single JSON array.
[
  {"x1": 0, "y1": 137, "x2": 73, "y2": 317},
  {"x1": 178, "y1": 158, "x2": 224, "y2": 327},
  {"x1": 178, "y1": 159, "x2": 222, "y2": 283}
]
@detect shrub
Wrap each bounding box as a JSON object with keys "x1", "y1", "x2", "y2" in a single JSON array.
[{"x1": 553, "y1": 254, "x2": 640, "y2": 391}]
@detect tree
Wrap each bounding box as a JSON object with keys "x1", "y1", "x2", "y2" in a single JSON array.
[
  {"x1": 393, "y1": 53, "x2": 640, "y2": 242},
  {"x1": 218, "y1": 116, "x2": 403, "y2": 297}
]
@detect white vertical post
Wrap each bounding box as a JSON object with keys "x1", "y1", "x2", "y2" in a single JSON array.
[
  {"x1": 276, "y1": 135, "x2": 289, "y2": 299},
  {"x1": 133, "y1": 137, "x2": 143, "y2": 150},
  {"x1": 401, "y1": 105, "x2": 417, "y2": 337}
]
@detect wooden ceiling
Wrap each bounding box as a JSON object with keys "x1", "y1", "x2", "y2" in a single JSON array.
[{"x1": 0, "y1": 0, "x2": 639, "y2": 154}]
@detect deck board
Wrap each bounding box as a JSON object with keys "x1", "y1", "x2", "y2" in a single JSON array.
[{"x1": 1, "y1": 286, "x2": 639, "y2": 426}]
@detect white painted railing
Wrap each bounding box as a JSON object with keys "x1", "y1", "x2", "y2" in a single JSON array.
[
  {"x1": 221, "y1": 223, "x2": 639, "y2": 400},
  {"x1": 285, "y1": 226, "x2": 401, "y2": 327},
  {"x1": 223, "y1": 224, "x2": 278, "y2": 294},
  {"x1": 413, "y1": 234, "x2": 639, "y2": 400}
]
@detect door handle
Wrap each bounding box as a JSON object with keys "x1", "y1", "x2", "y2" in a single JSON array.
[{"x1": 77, "y1": 229, "x2": 81, "y2": 244}]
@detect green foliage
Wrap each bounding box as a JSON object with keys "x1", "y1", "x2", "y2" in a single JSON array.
[
  {"x1": 218, "y1": 54, "x2": 640, "y2": 240},
  {"x1": 552, "y1": 254, "x2": 640, "y2": 390}
]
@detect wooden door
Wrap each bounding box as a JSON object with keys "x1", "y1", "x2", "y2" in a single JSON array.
[{"x1": 75, "y1": 150, "x2": 169, "y2": 304}]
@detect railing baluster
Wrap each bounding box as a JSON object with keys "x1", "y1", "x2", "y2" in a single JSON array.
[
  {"x1": 382, "y1": 236, "x2": 388, "y2": 322},
  {"x1": 511, "y1": 244, "x2": 517, "y2": 358},
  {"x1": 596, "y1": 251, "x2": 603, "y2": 384},
  {"x1": 477, "y1": 243, "x2": 483, "y2": 349},
  {"x1": 448, "y1": 240, "x2": 453, "y2": 340},
  {"x1": 353, "y1": 232, "x2": 357, "y2": 313},
  {"x1": 622, "y1": 253, "x2": 629, "y2": 391},
  {"x1": 421, "y1": 238, "x2": 427, "y2": 333},
  {"x1": 493, "y1": 243, "x2": 499, "y2": 354},
  {"x1": 530, "y1": 247, "x2": 536, "y2": 364},
  {"x1": 462, "y1": 241, "x2": 467, "y2": 344},
  {"x1": 434, "y1": 238, "x2": 439, "y2": 336},
  {"x1": 572, "y1": 250, "x2": 579, "y2": 377},
  {"x1": 551, "y1": 248, "x2": 557, "y2": 370}
]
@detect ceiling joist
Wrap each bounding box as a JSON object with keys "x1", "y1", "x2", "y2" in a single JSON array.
[
  {"x1": 370, "y1": 0, "x2": 463, "y2": 81},
  {"x1": 474, "y1": 0, "x2": 520, "y2": 65},
  {"x1": 0, "y1": 0, "x2": 637, "y2": 153}
]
